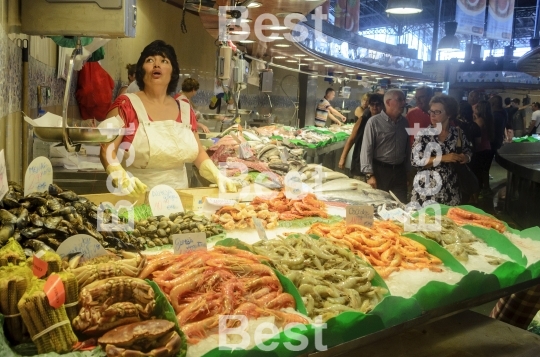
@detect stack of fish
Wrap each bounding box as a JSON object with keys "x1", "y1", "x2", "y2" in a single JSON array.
[{"x1": 252, "y1": 143, "x2": 307, "y2": 177}]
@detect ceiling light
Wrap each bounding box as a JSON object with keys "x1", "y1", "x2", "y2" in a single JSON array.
[
  {"x1": 314, "y1": 61, "x2": 324, "y2": 64},
  {"x1": 324, "y1": 64, "x2": 333, "y2": 67},
  {"x1": 358, "y1": 72, "x2": 366, "y2": 75},
  {"x1": 242, "y1": 18, "x2": 252, "y2": 23},
  {"x1": 386, "y1": 0, "x2": 422, "y2": 14},
  {"x1": 268, "y1": 26, "x2": 288, "y2": 30},
  {"x1": 294, "y1": 54, "x2": 307, "y2": 57},
  {"x1": 231, "y1": 31, "x2": 250, "y2": 35},
  {"x1": 376, "y1": 77, "x2": 383, "y2": 79},
  {"x1": 268, "y1": 36, "x2": 284, "y2": 40},
  {"x1": 346, "y1": 69, "x2": 355, "y2": 73},
  {"x1": 438, "y1": 22, "x2": 461, "y2": 52},
  {"x1": 239, "y1": 40, "x2": 255, "y2": 43},
  {"x1": 247, "y1": 2, "x2": 262, "y2": 8},
  {"x1": 398, "y1": 78, "x2": 405, "y2": 81},
  {"x1": 274, "y1": 44, "x2": 291, "y2": 47},
  {"x1": 286, "y1": 60, "x2": 298, "y2": 63},
  {"x1": 274, "y1": 56, "x2": 286, "y2": 59},
  {"x1": 299, "y1": 63, "x2": 308, "y2": 66},
  {"x1": 303, "y1": 58, "x2": 315, "y2": 61}
]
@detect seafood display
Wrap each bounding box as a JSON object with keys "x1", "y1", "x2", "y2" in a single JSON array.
[
  {"x1": 18, "y1": 276, "x2": 78, "y2": 354},
  {"x1": 251, "y1": 191, "x2": 328, "y2": 221},
  {"x1": 72, "y1": 277, "x2": 156, "y2": 335},
  {"x1": 212, "y1": 203, "x2": 279, "y2": 230},
  {"x1": 308, "y1": 221, "x2": 443, "y2": 278},
  {"x1": 447, "y1": 207, "x2": 506, "y2": 233},
  {"x1": 0, "y1": 264, "x2": 32, "y2": 343},
  {"x1": 142, "y1": 247, "x2": 308, "y2": 344},
  {"x1": 252, "y1": 234, "x2": 387, "y2": 320},
  {"x1": 98, "y1": 320, "x2": 183, "y2": 357},
  {"x1": 130, "y1": 211, "x2": 225, "y2": 248}
]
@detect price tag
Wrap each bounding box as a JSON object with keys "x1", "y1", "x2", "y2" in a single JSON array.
[
  {"x1": 379, "y1": 207, "x2": 409, "y2": 223},
  {"x1": 44, "y1": 274, "x2": 65, "y2": 309},
  {"x1": 32, "y1": 251, "x2": 48, "y2": 278},
  {"x1": 279, "y1": 147, "x2": 289, "y2": 163},
  {"x1": 346, "y1": 205, "x2": 374, "y2": 227},
  {"x1": 56, "y1": 235, "x2": 108, "y2": 264},
  {"x1": 149, "y1": 185, "x2": 184, "y2": 217},
  {"x1": 239, "y1": 142, "x2": 253, "y2": 159},
  {"x1": 203, "y1": 197, "x2": 237, "y2": 213},
  {"x1": 253, "y1": 218, "x2": 268, "y2": 241},
  {"x1": 0, "y1": 150, "x2": 7, "y2": 201},
  {"x1": 172, "y1": 232, "x2": 207, "y2": 254},
  {"x1": 24, "y1": 157, "x2": 53, "y2": 196}
]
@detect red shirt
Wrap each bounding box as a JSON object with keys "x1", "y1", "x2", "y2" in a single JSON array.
[
  {"x1": 109, "y1": 94, "x2": 198, "y2": 144},
  {"x1": 406, "y1": 107, "x2": 432, "y2": 145}
]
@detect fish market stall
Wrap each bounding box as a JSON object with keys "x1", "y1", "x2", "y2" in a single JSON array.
[{"x1": 495, "y1": 142, "x2": 540, "y2": 229}]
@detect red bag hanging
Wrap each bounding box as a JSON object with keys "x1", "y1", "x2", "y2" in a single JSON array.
[{"x1": 76, "y1": 62, "x2": 114, "y2": 121}]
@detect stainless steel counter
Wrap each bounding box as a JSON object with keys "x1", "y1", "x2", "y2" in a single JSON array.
[{"x1": 496, "y1": 142, "x2": 540, "y2": 228}]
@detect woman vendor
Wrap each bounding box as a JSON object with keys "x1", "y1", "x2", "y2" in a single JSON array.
[{"x1": 100, "y1": 40, "x2": 236, "y2": 195}]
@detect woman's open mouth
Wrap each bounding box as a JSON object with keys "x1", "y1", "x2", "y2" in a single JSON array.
[{"x1": 152, "y1": 69, "x2": 162, "y2": 78}]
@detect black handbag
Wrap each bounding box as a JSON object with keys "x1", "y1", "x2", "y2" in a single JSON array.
[{"x1": 454, "y1": 128, "x2": 479, "y2": 197}]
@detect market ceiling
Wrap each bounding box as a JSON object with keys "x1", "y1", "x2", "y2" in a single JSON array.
[{"x1": 164, "y1": 0, "x2": 435, "y2": 85}]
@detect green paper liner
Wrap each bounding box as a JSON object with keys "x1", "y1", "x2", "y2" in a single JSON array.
[
  {"x1": 147, "y1": 280, "x2": 187, "y2": 357},
  {"x1": 413, "y1": 271, "x2": 500, "y2": 312}
]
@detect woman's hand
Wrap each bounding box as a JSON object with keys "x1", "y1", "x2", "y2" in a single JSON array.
[
  {"x1": 338, "y1": 157, "x2": 346, "y2": 169},
  {"x1": 367, "y1": 176, "x2": 377, "y2": 189},
  {"x1": 441, "y1": 153, "x2": 462, "y2": 163},
  {"x1": 198, "y1": 123, "x2": 210, "y2": 133},
  {"x1": 456, "y1": 154, "x2": 469, "y2": 164}
]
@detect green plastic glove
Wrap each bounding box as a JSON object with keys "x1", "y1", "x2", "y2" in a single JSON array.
[
  {"x1": 198, "y1": 159, "x2": 237, "y2": 193},
  {"x1": 106, "y1": 164, "x2": 147, "y2": 197}
]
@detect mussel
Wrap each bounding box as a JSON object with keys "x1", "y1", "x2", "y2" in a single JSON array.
[
  {"x1": 29, "y1": 213, "x2": 44, "y2": 227},
  {"x1": 58, "y1": 190, "x2": 78, "y2": 201},
  {"x1": 21, "y1": 227, "x2": 45, "y2": 239},
  {"x1": 44, "y1": 216, "x2": 63, "y2": 229},
  {"x1": 0, "y1": 209, "x2": 17, "y2": 225},
  {"x1": 48, "y1": 183, "x2": 64, "y2": 196},
  {"x1": 16, "y1": 208, "x2": 29, "y2": 230},
  {"x1": 0, "y1": 224, "x2": 14, "y2": 244},
  {"x1": 46, "y1": 198, "x2": 63, "y2": 211}
]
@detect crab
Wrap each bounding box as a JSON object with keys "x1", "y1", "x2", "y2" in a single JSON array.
[{"x1": 98, "y1": 320, "x2": 183, "y2": 357}]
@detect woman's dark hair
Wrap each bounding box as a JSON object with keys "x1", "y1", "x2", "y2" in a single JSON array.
[
  {"x1": 135, "y1": 40, "x2": 180, "y2": 95},
  {"x1": 125, "y1": 64, "x2": 136, "y2": 77},
  {"x1": 489, "y1": 95, "x2": 504, "y2": 111},
  {"x1": 429, "y1": 94, "x2": 458, "y2": 121},
  {"x1": 458, "y1": 100, "x2": 474, "y2": 123},
  {"x1": 475, "y1": 100, "x2": 495, "y2": 142},
  {"x1": 181, "y1": 78, "x2": 200, "y2": 92},
  {"x1": 368, "y1": 93, "x2": 384, "y2": 105}
]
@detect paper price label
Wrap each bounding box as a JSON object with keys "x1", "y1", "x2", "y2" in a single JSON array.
[
  {"x1": 239, "y1": 142, "x2": 253, "y2": 159},
  {"x1": 0, "y1": 150, "x2": 7, "y2": 201},
  {"x1": 149, "y1": 185, "x2": 184, "y2": 217},
  {"x1": 24, "y1": 157, "x2": 53, "y2": 196},
  {"x1": 172, "y1": 232, "x2": 207, "y2": 254},
  {"x1": 253, "y1": 218, "x2": 268, "y2": 241},
  {"x1": 32, "y1": 253, "x2": 48, "y2": 278},
  {"x1": 44, "y1": 274, "x2": 65, "y2": 309},
  {"x1": 56, "y1": 235, "x2": 108, "y2": 264},
  {"x1": 346, "y1": 205, "x2": 374, "y2": 227}
]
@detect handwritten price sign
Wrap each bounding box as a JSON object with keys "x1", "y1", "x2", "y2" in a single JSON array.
[
  {"x1": 24, "y1": 157, "x2": 53, "y2": 196},
  {"x1": 56, "y1": 235, "x2": 108, "y2": 263},
  {"x1": 346, "y1": 205, "x2": 374, "y2": 227},
  {"x1": 172, "y1": 232, "x2": 207, "y2": 254},
  {"x1": 0, "y1": 150, "x2": 7, "y2": 201},
  {"x1": 149, "y1": 185, "x2": 184, "y2": 217}
]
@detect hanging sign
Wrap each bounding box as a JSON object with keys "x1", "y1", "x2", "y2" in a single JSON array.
[
  {"x1": 455, "y1": 0, "x2": 487, "y2": 36},
  {"x1": 24, "y1": 157, "x2": 53, "y2": 196},
  {"x1": 149, "y1": 185, "x2": 184, "y2": 217},
  {"x1": 486, "y1": 0, "x2": 515, "y2": 40},
  {"x1": 0, "y1": 150, "x2": 7, "y2": 201}
]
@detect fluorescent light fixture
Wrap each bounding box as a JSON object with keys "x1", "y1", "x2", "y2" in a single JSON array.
[
  {"x1": 274, "y1": 44, "x2": 291, "y2": 47},
  {"x1": 299, "y1": 63, "x2": 308, "y2": 66},
  {"x1": 386, "y1": 0, "x2": 423, "y2": 14},
  {"x1": 231, "y1": 31, "x2": 250, "y2": 35},
  {"x1": 293, "y1": 54, "x2": 307, "y2": 57},
  {"x1": 274, "y1": 56, "x2": 286, "y2": 59},
  {"x1": 314, "y1": 61, "x2": 324, "y2": 64},
  {"x1": 346, "y1": 69, "x2": 355, "y2": 72},
  {"x1": 242, "y1": 18, "x2": 253, "y2": 23},
  {"x1": 324, "y1": 64, "x2": 333, "y2": 67},
  {"x1": 268, "y1": 26, "x2": 288, "y2": 30},
  {"x1": 303, "y1": 58, "x2": 315, "y2": 61},
  {"x1": 376, "y1": 77, "x2": 383, "y2": 79},
  {"x1": 398, "y1": 78, "x2": 405, "y2": 81},
  {"x1": 268, "y1": 36, "x2": 284, "y2": 40},
  {"x1": 358, "y1": 72, "x2": 366, "y2": 75},
  {"x1": 247, "y1": 2, "x2": 262, "y2": 8},
  {"x1": 286, "y1": 60, "x2": 297, "y2": 62},
  {"x1": 239, "y1": 40, "x2": 255, "y2": 43}
]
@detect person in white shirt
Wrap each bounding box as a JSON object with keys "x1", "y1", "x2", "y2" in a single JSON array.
[
  {"x1": 178, "y1": 78, "x2": 209, "y2": 133},
  {"x1": 315, "y1": 88, "x2": 347, "y2": 127},
  {"x1": 527, "y1": 102, "x2": 540, "y2": 135}
]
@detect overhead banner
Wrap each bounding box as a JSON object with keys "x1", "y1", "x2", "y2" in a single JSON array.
[
  {"x1": 486, "y1": 0, "x2": 515, "y2": 40},
  {"x1": 455, "y1": 0, "x2": 487, "y2": 36}
]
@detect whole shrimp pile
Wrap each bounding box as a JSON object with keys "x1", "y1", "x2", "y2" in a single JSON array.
[
  {"x1": 138, "y1": 247, "x2": 308, "y2": 344},
  {"x1": 447, "y1": 207, "x2": 506, "y2": 233},
  {"x1": 308, "y1": 221, "x2": 443, "y2": 278},
  {"x1": 251, "y1": 191, "x2": 328, "y2": 221},
  {"x1": 252, "y1": 234, "x2": 387, "y2": 321},
  {"x1": 211, "y1": 203, "x2": 279, "y2": 230}
]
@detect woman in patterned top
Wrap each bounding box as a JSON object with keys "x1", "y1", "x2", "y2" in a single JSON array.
[{"x1": 410, "y1": 95, "x2": 472, "y2": 206}]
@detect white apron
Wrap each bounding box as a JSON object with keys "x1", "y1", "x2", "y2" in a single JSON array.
[{"x1": 121, "y1": 93, "x2": 199, "y2": 190}]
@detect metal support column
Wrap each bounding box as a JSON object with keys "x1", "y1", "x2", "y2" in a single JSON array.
[
  {"x1": 431, "y1": 0, "x2": 442, "y2": 61},
  {"x1": 534, "y1": 0, "x2": 540, "y2": 39},
  {"x1": 298, "y1": 73, "x2": 318, "y2": 128}
]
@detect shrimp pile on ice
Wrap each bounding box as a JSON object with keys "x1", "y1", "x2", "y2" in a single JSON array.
[
  {"x1": 138, "y1": 247, "x2": 308, "y2": 344},
  {"x1": 447, "y1": 207, "x2": 506, "y2": 233},
  {"x1": 251, "y1": 191, "x2": 328, "y2": 221},
  {"x1": 308, "y1": 221, "x2": 443, "y2": 278},
  {"x1": 211, "y1": 203, "x2": 279, "y2": 230}
]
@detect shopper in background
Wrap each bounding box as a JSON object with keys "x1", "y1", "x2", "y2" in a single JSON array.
[
  {"x1": 467, "y1": 90, "x2": 481, "y2": 110},
  {"x1": 117, "y1": 64, "x2": 136, "y2": 98},
  {"x1": 406, "y1": 86, "x2": 433, "y2": 145},
  {"x1": 491, "y1": 285, "x2": 540, "y2": 331},
  {"x1": 470, "y1": 101, "x2": 495, "y2": 200},
  {"x1": 339, "y1": 94, "x2": 384, "y2": 179},
  {"x1": 315, "y1": 88, "x2": 347, "y2": 127},
  {"x1": 527, "y1": 102, "x2": 540, "y2": 135},
  {"x1": 456, "y1": 101, "x2": 481, "y2": 146},
  {"x1": 178, "y1": 78, "x2": 210, "y2": 133},
  {"x1": 354, "y1": 93, "x2": 372, "y2": 123},
  {"x1": 360, "y1": 89, "x2": 409, "y2": 202},
  {"x1": 511, "y1": 98, "x2": 527, "y2": 137},
  {"x1": 100, "y1": 40, "x2": 236, "y2": 194},
  {"x1": 489, "y1": 95, "x2": 508, "y2": 151},
  {"x1": 410, "y1": 95, "x2": 472, "y2": 206}
]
